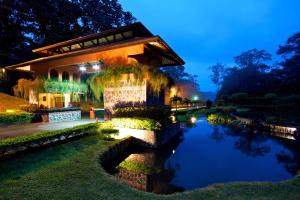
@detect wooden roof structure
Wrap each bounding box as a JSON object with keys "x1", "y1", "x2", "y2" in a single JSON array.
[{"x1": 5, "y1": 22, "x2": 185, "y2": 69}]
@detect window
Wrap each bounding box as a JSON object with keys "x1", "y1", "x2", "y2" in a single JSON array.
[
  {"x1": 50, "y1": 69, "x2": 58, "y2": 79},
  {"x1": 73, "y1": 73, "x2": 80, "y2": 82},
  {"x1": 62, "y1": 71, "x2": 69, "y2": 81}
]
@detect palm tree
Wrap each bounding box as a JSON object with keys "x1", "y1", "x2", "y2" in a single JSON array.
[
  {"x1": 170, "y1": 95, "x2": 182, "y2": 111},
  {"x1": 183, "y1": 98, "x2": 192, "y2": 108}
]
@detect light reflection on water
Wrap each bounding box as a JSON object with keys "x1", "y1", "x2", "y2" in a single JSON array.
[{"x1": 114, "y1": 117, "x2": 300, "y2": 194}]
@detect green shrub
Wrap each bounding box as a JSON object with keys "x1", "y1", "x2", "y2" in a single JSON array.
[
  {"x1": 264, "y1": 93, "x2": 277, "y2": 100},
  {"x1": 275, "y1": 95, "x2": 300, "y2": 105},
  {"x1": 113, "y1": 107, "x2": 171, "y2": 122},
  {"x1": 118, "y1": 160, "x2": 158, "y2": 174},
  {"x1": 0, "y1": 112, "x2": 34, "y2": 124},
  {"x1": 232, "y1": 93, "x2": 248, "y2": 100},
  {"x1": 0, "y1": 123, "x2": 98, "y2": 149},
  {"x1": 207, "y1": 114, "x2": 233, "y2": 125},
  {"x1": 265, "y1": 116, "x2": 284, "y2": 125},
  {"x1": 111, "y1": 118, "x2": 161, "y2": 131},
  {"x1": 216, "y1": 106, "x2": 236, "y2": 114}
]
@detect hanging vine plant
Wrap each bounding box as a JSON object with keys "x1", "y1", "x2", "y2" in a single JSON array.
[
  {"x1": 87, "y1": 63, "x2": 171, "y2": 100},
  {"x1": 13, "y1": 78, "x2": 87, "y2": 100},
  {"x1": 43, "y1": 79, "x2": 87, "y2": 93}
]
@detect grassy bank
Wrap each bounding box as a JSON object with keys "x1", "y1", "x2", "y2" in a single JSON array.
[
  {"x1": 0, "y1": 135, "x2": 299, "y2": 200},
  {"x1": 0, "y1": 93, "x2": 29, "y2": 112}
]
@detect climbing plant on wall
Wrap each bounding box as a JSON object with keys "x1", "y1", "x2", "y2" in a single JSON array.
[{"x1": 87, "y1": 63, "x2": 170, "y2": 100}]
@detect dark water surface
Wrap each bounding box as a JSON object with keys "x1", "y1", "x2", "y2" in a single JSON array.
[{"x1": 114, "y1": 117, "x2": 300, "y2": 193}]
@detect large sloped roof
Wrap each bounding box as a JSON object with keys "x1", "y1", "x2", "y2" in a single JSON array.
[{"x1": 5, "y1": 22, "x2": 185, "y2": 69}]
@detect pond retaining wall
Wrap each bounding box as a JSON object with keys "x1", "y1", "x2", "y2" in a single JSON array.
[
  {"x1": 231, "y1": 113, "x2": 299, "y2": 140},
  {"x1": 112, "y1": 122, "x2": 181, "y2": 148}
]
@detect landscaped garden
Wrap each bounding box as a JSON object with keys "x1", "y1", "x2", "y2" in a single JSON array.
[
  {"x1": 1, "y1": 120, "x2": 300, "y2": 199},
  {"x1": 1, "y1": 0, "x2": 300, "y2": 199}
]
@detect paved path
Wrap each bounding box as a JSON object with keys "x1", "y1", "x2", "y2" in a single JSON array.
[{"x1": 0, "y1": 119, "x2": 101, "y2": 139}]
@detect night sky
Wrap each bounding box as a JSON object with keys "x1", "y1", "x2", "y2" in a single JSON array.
[{"x1": 119, "y1": 0, "x2": 300, "y2": 92}]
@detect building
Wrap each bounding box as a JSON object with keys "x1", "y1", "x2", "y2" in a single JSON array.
[{"x1": 4, "y1": 22, "x2": 185, "y2": 121}]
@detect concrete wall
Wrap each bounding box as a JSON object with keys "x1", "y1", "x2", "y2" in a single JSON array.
[{"x1": 112, "y1": 122, "x2": 181, "y2": 148}]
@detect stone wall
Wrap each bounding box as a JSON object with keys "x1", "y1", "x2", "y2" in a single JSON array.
[
  {"x1": 115, "y1": 168, "x2": 153, "y2": 192},
  {"x1": 104, "y1": 80, "x2": 147, "y2": 112},
  {"x1": 41, "y1": 110, "x2": 81, "y2": 123}
]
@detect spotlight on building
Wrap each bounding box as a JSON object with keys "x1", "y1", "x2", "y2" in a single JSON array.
[
  {"x1": 79, "y1": 65, "x2": 86, "y2": 72},
  {"x1": 92, "y1": 64, "x2": 100, "y2": 70}
]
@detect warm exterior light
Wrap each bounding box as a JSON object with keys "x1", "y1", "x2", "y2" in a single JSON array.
[
  {"x1": 79, "y1": 66, "x2": 86, "y2": 71},
  {"x1": 92, "y1": 64, "x2": 100, "y2": 70},
  {"x1": 191, "y1": 116, "x2": 197, "y2": 123},
  {"x1": 6, "y1": 109, "x2": 15, "y2": 113},
  {"x1": 170, "y1": 115, "x2": 176, "y2": 123},
  {"x1": 2, "y1": 68, "x2": 5, "y2": 73}
]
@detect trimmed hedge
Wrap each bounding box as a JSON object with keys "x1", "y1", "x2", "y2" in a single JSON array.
[
  {"x1": 111, "y1": 117, "x2": 161, "y2": 131},
  {"x1": 207, "y1": 114, "x2": 233, "y2": 125},
  {"x1": 112, "y1": 107, "x2": 171, "y2": 122},
  {"x1": 0, "y1": 123, "x2": 99, "y2": 149},
  {"x1": 118, "y1": 160, "x2": 158, "y2": 174},
  {"x1": 0, "y1": 112, "x2": 34, "y2": 124}
]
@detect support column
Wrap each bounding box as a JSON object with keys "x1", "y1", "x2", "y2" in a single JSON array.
[{"x1": 58, "y1": 71, "x2": 62, "y2": 81}]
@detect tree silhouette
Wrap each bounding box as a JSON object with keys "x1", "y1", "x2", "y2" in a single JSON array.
[
  {"x1": 0, "y1": 0, "x2": 136, "y2": 67},
  {"x1": 209, "y1": 63, "x2": 225, "y2": 96}
]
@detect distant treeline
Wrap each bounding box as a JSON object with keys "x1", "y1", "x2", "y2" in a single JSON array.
[{"x1": 209, "y1": 32, "x2": 300, "y2": 98}]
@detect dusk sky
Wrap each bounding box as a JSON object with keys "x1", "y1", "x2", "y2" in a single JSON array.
[{"x1": 119, "y1": 0, "x2": 300, "y2": 92}]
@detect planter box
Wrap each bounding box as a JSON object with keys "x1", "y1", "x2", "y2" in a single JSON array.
[
  {"x1": 113, "y1": 122, "x2": 181, "y2": 148},
  {"x1": 40, "y1": 109, "x2": 81, "y2": 123}
]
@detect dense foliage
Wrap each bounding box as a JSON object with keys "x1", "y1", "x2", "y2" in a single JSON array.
[
  {"x1": 0, "y1": 112, "x2": 34, "y2": 124},
  {"x1": 44, "y1": 79, "x2": 87, "y2": 93},
  {"x1": 118, "y1": 160, "x2": 158, "y2": 174},
  {"x1": 0, "y1": 0, "x2": 136, "y2": 67},
  {"x1": 112, "y1": 106, "x2": 171, "y2": 122},
  {"x1": 13, "y1": 78, "x2": 87, "y2": 100},
  {"x1": 87, "y1": 64, "x2": 170, "y2": 100},
  {"x1": 111, "y1": 118, "x2": 161, "y2": 131},
  {"x1": 207, "y1": 114, "x2": 233, "y2": 125},
  {"x1": 210, "y1": 32, "x2": 300, "y2": 98}
]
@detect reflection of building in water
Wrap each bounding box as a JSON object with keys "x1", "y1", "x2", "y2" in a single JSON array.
[{"x1": 115, "y1": 135, "x2": 184, "y2": 194}]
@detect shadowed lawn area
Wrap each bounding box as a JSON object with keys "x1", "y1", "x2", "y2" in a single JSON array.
[{"x1": 0, "y1": 136, "x2": 300, "y2": 200}]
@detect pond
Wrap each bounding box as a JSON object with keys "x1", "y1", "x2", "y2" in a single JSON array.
[{"x1": 111, "y1": 117, "x2": 300, "y2": 194}]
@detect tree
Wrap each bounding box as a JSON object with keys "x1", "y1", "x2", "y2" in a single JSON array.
[
  {"x1": 209, "y1": 63, "x2": 225, "y2": 95},
  {"x1": 219, "y1": 49, "x2": 272, "y2": 96},
  {"x1": 170, "y1": 95, "x2": 182, "y2": 111},
  {"x1": 162, "y1": 65, "x2": 201, "y2": 98},
  {"x1": 234, "y1": 48, "x2": 271, "y2": 71},
  {"x1": 0, "y1": 0, "x2": 136, "y2": 67},
  {"x1": 277, "y1": 32, "x2": 300, "y2": 94}
]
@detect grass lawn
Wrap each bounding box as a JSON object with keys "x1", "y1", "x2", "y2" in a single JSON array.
[
  {"x1": 0, "y1": 93, "x2": 29, "y2": 112},
  {"x1": 0, "y1": 136, "x2": 300, "y2": 200}
]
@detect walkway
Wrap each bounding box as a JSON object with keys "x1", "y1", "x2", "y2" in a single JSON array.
[{"x1": 0, "y1": 119, "x2": 99, "y2": 139}]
